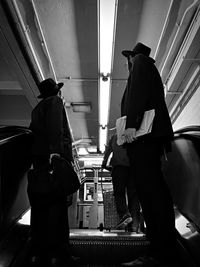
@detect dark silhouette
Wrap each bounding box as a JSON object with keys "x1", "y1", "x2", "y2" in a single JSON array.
[
  {"x1": 120, "y1": 43, "x2": 178, "y2": 266},
  {"x1": 28, "y1": 78, "x2": 77, "y2": 267},
  {"x1": 102, "y1": 133, "x2": 142, "y2": 233}
]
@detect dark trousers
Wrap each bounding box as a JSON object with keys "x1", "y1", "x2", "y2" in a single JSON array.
[
  {"x1": 112, "y1": 165, "x2": 141, "y2": 229},
  {"x1": 127, "y1": 140, "x2": 177, "y2": 262},
  {"x1": 29, "y1": 156, "x2": 71, "y2": 259},
  {"x1": 30, "y1": 199, "x2": 70, "y2": 258}
]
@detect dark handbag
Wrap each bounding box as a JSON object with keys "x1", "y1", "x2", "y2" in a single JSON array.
[
  {"x1": 27, "y1": 167, "x2": 57, "y2": 195},
  {"x1": 51, "y1": 155, "x2": 80, "y2": 196},
  {"x1": 27, "y1": 156, "x2": 80, "y2": 200},
  {"x1": 27, "y1": 166, "x2": 61, "y2": 206}
]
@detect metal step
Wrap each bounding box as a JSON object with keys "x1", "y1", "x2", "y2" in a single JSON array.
[{"x1": 69, "y1": 229, "x2": 149, "y2": 265}]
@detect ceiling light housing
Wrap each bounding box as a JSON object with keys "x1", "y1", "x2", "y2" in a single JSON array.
[
  {"x1": 98, "y1": 0, "x2": 118, "y2": 152},
  {"x1": 71, "y1": 102, "x2": 92, "y2": 113}
]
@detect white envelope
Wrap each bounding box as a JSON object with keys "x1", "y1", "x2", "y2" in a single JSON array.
[{"x1": 116, "y1": 109, "x2": 155, "y2": 145}]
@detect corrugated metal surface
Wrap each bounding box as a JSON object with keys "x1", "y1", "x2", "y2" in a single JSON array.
[{"x1": 173, "y1": 86, "x2": 200, "y2": 130}]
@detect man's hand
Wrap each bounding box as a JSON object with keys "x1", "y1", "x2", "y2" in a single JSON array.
[{"x1": 122, "y1": 128, "x2": 137, "y2": 143}]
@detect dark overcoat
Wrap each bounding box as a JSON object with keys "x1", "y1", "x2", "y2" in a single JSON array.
[
  {"x1": 121, "y1": 54, "x2": 174, "y2": 143},
  {"x1": 29, "y1": 95, "x2": 73, "y2": 162}
]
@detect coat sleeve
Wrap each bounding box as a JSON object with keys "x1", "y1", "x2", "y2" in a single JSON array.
[
  {"x1": 126, "y1": 55, "x2": 150, "y2": 129},
  {"x1": 62, "y1": 110, "x2": 74, "y2": 162},
  {"x1": 45, "y1": 96, "x2": 65, "y2": 154}
]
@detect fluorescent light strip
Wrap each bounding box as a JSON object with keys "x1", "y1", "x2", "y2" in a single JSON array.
[
  {"x1": 99, "y1": 78, "x2": 111, "y2": 126},
  {"x1": 99, "y1": 78, "x2": 109, "y2": 153},
  {"x1": 99, "y1": 126, "x2": 108, "y2": 153},
  {"x1": 99, "y1": 0, "x2": 116, "y2": 74},
  {"x1": 98, "y1": 0, "x2": 118, "y2": 152}
]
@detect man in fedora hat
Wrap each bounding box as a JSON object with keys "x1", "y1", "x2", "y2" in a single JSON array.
[
  {"x1": 30, "y1": 77, "x2": 73, "y2": 169},
  {"x1": 29, "y1": 78, "x2": 77, "y2": 266},
  {"x1": 37, "y1": 78, "x2": 64, "y2": 99},
  {"x1": 120, "y1": 43, "x2": 179, "y2": 266}
]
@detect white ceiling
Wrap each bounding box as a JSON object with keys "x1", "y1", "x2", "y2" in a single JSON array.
[{"x1": 0, "y1": 0, "x2": 200, "y2": 154}]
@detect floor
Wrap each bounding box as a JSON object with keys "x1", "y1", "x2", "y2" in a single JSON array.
[
  {"x1": 69, "y1": 229, "x2": 148, "y2": 266},
  {"x1": 18, "y1": 210, "x2": 148, "y2": 266}
]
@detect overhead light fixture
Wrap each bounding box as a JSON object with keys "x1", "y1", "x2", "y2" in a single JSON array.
[
  {"x1": 78, "y1": 155, "x2": 104, "y2": 167},
  {"x1": 98, "y1": 0, "x2": 118, "y2": 152},
  {"x1": 79, "y1": 155, "x2": 104, "y2": 162},
  {"x1": 77, "y1": 147, "x2": 89, "y2": 156},
  {"x1": 71, "y1": 102, "x2": 92, "y2": 113},
  {"x1": 87, "y1": 146, "x2": 98, "y2": 153}
]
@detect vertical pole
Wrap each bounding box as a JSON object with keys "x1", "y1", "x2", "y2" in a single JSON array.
[{"x1": 89, "y1": 169, "x2": 99, "y2": 229}]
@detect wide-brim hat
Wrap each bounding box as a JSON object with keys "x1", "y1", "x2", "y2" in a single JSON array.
[
  {"x1": 122, "y1": 42, "x2": 151, "y2": 58},
  {"x1": 38, "y1": 78, "x2": 64, "y2": 99}
]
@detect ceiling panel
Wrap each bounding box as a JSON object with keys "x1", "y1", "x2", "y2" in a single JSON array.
[
  {"x1": 0, "y1": 0, "x2": 200, "y2": 155},
  {"x1": 34, "y1": 0, "x2": 98, "y2": 79}
]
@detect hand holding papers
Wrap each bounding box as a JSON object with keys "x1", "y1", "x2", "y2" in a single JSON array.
[{"x1": 116, "y1": 109, "x2": 155, "y2": 145}]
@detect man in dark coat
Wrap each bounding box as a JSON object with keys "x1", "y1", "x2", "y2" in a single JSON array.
[
  {"x1": 30, "y1": 78, "x2": 73, "y2": 163},
  {"x1": 120, "y1": 43, "x2": 178, "y2": 266},
  {"x1": 29, "y1": 78, "x2": 76, "y2": 267}
]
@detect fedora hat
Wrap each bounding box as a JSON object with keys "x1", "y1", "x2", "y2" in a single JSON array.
[
  {"x1": 38, "y1": 78, "x2": 64, "y2": 99},
  {"x1": 122, "y1": 42, "x2": 151, "y2": 58}
]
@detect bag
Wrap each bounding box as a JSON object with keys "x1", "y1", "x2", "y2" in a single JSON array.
[
  {"x1": 51, "y1": 155, "x2": 80, "y2": 196},
  {"x1": 27, "y1": 166, "x2": 61, "y2": 206},
  {"x1": 27, "y1": 156, "x2": 80, "y2": 199},
  {"x1": 27, "y1": 166, "x2": 56, "y2": 194}
]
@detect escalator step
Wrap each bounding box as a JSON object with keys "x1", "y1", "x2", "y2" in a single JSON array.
[{"x1": 69, "y1": 230, "x2": 149, "y2": 264}]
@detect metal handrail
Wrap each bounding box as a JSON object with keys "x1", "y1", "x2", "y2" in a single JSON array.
[
  {"x1": 0, "y1": 126, "x2": 32, "y2": 146},
  {"x1": 174, "y1": 125, "x2": 200, "y2": 134}
]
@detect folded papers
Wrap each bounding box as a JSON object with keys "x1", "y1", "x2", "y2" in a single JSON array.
[{"x1": 116, "y1": 109, "x2": 155, "y2": 145}]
